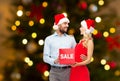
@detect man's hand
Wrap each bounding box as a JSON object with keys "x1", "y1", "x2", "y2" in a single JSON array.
[
  {"x1": 54, "y1": 58, "x2": 59, "y2": 64},
  {"x1": 80, "y1": 54, "x2": 87, "y2": 61},
  {"x1": 71, "y1": 62, "x2": 79, "y2": 67}
]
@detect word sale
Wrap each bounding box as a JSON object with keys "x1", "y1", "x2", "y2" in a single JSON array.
[{"x1": 60, "y1": 54, "x2": 74, "y2": 59}]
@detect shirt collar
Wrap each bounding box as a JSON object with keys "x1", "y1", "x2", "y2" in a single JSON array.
[{"x1": 53, "y1": 32, "x2": 67, "y2": 36}]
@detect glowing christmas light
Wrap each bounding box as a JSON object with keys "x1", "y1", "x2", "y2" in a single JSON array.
[
  {"x1": 92, "y1": 29, "x2": 98, "y2": 35},
  {"x1": 98, "y1": 0, "x2": 104, "y2": 6},
  {"x1": 104, "y1": 64, "x2": 110, "y2": 70},
  {"x1": 11, "y1": 25, "x2": 17, "y2": 31},
  {"x1": 24, "y1": 57, "x2": 30, "y2": 63},
  {"x1": 95, "y1": 17, "x2": 101, "y2": 23},
  {"x1": 63, "y1": 12, "x2": 67, "y2": 17},
  {"x1": 26, "y1": 11, "x2": 31, "y2": 16},
  {"x1": 115, "y1": 70, "x2": 120, "y2": 76},
  {"x1": 44, "y1": 71, "x2": 49, "y2": 77},
  {"x1": 38, "y1": 39, "x2": 44, "y2": 45},
  {"x1": 29, "y1": 20, "x2": 34, "y2": 26},
  {"x1": 31, "y1": 32, "x2": 37, "y2": 38},
  {"x1": 91, "y1": 57, "x2": 94, "y2": 62},
  {"x1": 39, "y1": 18, "x2": 45, "y2": 24},
  {"x1": 109, "y1": 27, "x2": 116, "y2": 33},
  {"x1": 103, "y1": 31, "x2": 109, "y2": 37},
  {"x1": 18, "y1": 5, "x2": 23, "y2": 10},
  {"x1": 22, "y1": 39, "x2": 28, "y2": 44},
  {"x1": 101, "y1": 59, "x2": 106, "y2": 65},
  {"x1": 42, "y1": 1, "x2": 48, "y2": 7},
  {"x1": 15, "y1": 20, "x2": 20, "y2": 26},
  {"x1": 17, "y1": 10, "x2": 23, "y2": 17},
  {"x1": 28, "y1": 60, "x2": 33, "y2": 66}
]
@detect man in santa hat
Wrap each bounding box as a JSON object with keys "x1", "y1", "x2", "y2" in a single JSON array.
[{"x1": 43, "y1": 13, "x2": 76, "y2": 81}]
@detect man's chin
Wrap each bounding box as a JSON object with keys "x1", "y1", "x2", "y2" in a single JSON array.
[{"x1": 60, "y1": 31, "x2": 67, "y2": 34}]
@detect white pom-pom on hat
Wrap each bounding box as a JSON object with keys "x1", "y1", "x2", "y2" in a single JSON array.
[
  {"x1": 81, "y1": 19, "x2": 95, "y2": 34},
  {"x1": 53, "y1": 23, "x2": 58, "y2": 30}
]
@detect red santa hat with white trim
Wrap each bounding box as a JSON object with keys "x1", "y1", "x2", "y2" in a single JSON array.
[
  {"x1": 81, "y1": 19, "x2": 95, "y2": 34},
  {"x1": 53, "y1": 13, "x2": 70, "y2": 30}
]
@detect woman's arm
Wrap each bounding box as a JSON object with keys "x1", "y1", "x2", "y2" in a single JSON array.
[{"x1": 71, "y1": 39, "x2": 94, "y2": 67}]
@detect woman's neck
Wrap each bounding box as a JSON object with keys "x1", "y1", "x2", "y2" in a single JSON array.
[{"x1": 82, "y1": 37, "x2": 88, "y2": 40}]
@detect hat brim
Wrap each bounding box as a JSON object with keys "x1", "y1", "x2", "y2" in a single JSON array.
[
  {"x1": 57, "y1": 17, "x2": 70, "y2": 25},
  {"x1": 81, "y1": 20, "x2": 94, "y2": 34}
]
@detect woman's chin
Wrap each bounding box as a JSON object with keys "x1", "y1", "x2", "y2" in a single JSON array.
[{"x1": 80, "y1": 33, "x2": 83, "y2": 35}]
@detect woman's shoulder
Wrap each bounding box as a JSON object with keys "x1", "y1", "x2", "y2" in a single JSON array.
[
  {"x1": 88, "y1": 38, "x2": 94, "y2": 45},
  {"x1": 87, "y1": 37, "x2": 93, "y2": 42}
]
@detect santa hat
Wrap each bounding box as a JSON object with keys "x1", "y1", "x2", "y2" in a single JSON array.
[
  {"x1": 81, "y1": 19, "x2": 95, "y2": 34},
  {"x1": 53, "y1": 13, "x2": 70, "y2": 30}
]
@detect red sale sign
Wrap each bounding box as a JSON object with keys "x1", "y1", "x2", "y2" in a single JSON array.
[{"x1": 59, "y1": 48, "x2": 75, "y2": 64}]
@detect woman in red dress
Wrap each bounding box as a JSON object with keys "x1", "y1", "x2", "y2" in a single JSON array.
[{"x1": 69, "y1": 19, "x2": 95, "y2": 81}]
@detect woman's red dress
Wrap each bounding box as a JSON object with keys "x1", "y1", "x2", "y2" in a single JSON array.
[{"x1": 69, "y1": 40, "x2": 90, "y2": 81}]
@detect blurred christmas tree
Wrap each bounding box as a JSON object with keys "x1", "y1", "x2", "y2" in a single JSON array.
[{"x1": 4, "y1": 0, "x2": 120, "y2": 81}]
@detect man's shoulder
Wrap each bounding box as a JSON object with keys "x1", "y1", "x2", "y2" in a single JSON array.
[
  {"x1": 66, "y1": 35, "x2": 75, "y2": 38},
  {"x1": 45, "y1": 33, "x2": 54, "y2": 40}
]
